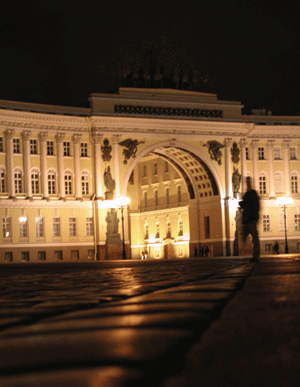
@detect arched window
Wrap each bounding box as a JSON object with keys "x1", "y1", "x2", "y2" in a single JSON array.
[
  {"x1": 31, "y1": 168, "x2": 39, "y2": 194},
  {"x1": 81, "y1": 171, "x2": 90, "y2": 195},
  {"x1": 259, "y1": 173, "x2": 267, "y2": 194},
  {"x1": 64, "y1": 172, "x2": 72, "y2": 195},
  {"x1": 14, "y1": 168, "x2": 22, "y2": 194},
  {"x1": 47, "y1": 169, "x2": 56, "y2": 194},
  {"x1": 291, "y1": 172, "x2": 299, "y2": 194}
]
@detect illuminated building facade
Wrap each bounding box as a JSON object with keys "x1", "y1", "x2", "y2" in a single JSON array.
[{"x1": 1, "y1": 88, "x2": 300, "y2": 262}]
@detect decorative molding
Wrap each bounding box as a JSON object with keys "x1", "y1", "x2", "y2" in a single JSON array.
[
  {"x1": 72, "y1": 134, "x2": 82, "y2": 144},
  {"x1": 5, "y1": 129, "x2": 15, "y2": 139},
  {"x1": 239, "y1": 138, "x2": 247, "y2": 148},
  {"x1": 114, "y1": 104, "x2": 223, "y2": 118},
  {"x1": 55, "y1": 132, "x2": 65, "y2": 143},
  {"x1": 21, "y1": 130, "x2": 31, "y2": 141},
  {"x1": 112, "y1": 134, "x2": 121, "y2": 144}
]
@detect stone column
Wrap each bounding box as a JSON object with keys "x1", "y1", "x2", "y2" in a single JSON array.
[
  {"x1": 251, "y1": 140, "x2": 259, "y2": 191},
  {"x1": 224, "y1": 138, "x2": 232, "y2": 199},
  {"x1": 21, "y1": 130, "x2": 31, "y2": 198},
  {"x1": 240, "y1": 138, "x2": 247, "y2": 194},
  {"x1": 224, "y1": 138, "x2": 232, "y2": 256},
  {"x1": 5, "y1": 129, "x2": 15, "y2": 197},
  {"x1": 55, "y1": 133, "x2": 65, "y2": 199},
  {"x1": 113, "y1": 135, "x2": 121, "y2": 198},
  {"x1": 267, "y1": 140, "x2": 275, "y2": 198},
  {"x1": 72, "y1": 134, "x2": 82, "y2": 199},
  {"x1": 38, "y1": 131, "x2": 48, "y2": 198},
  {"x1": 283, "y1": 140, "x2": 291, "y2": 196},
  {"x1": 92, "y1": 133, "x2": 103, "y2": 199}
]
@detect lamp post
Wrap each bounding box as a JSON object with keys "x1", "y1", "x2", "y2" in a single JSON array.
[
  {"x1": 115, "y1": 196, "x2": 130, "y2": 259},
  {"x1": 276, "y1": 196, "x2": 293, "y2": 254}
]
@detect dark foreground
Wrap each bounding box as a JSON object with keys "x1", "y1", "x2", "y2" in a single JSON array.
[{"x1": 0, "y1": 257, "x2": 300, "y2": 386}]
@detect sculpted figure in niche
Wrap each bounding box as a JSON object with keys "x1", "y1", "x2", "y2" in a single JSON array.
[
  {"x1": 104, "y1": 166, "x2": 115, "y2": 194},
  {"x1": 232, "y1": 167, "x2": 242, "y2": 193}
]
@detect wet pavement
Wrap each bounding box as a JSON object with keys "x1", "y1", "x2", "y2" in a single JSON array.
[{"x1": 0, "y1": 257, "x2": 299, "y2": 386}]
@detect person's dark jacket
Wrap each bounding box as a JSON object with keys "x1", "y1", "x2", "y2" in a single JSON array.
[{"x1": 239, "y1": 189, "x2": 260, "y2": 224}]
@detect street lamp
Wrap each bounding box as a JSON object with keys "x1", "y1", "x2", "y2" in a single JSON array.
[
  {"x1": 115, "y1": 196, "x2": 130, "y2": 259},
  {"x1": 276, "y1": 196, "x2": 293, "y2": 254}
]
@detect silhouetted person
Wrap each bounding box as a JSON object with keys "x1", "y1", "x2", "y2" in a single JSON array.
[
  {"x1": 273, "y1": 241, "x2": 279, "y2": 254},
  {"x1": 239, "y1": 177, "x2": 260, "y2": 262},
  {"x1": 204, "y1": 246, "x2": 210, "y2": 257},
  {"x1": 194, "y1": 247, "x2": 198, "y2": 258}
]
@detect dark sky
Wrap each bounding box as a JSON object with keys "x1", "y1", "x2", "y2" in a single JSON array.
[{"x1": 1, "y1": 0, "x2": 299, "y2": 115}]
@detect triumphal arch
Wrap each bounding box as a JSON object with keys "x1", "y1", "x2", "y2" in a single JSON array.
[{"x1": 1, "y1": 87, "x2": 300, "y2": 262}]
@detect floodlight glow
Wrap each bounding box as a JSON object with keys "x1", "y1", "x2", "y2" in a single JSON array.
[
  {"x1": 115, "y1": 196, "x2": 130, "y2": 207},
  {"x1": 275, "y1": 196, "x2": 293, "y2": 207}
]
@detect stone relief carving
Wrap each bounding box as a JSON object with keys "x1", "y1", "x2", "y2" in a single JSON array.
[
  {"x1": 103, "y1": 166, "x2": 115, "y2": 199},
  {"x1": 101, "y1": 138, "x2": 112, "y2": 162},
  {"x1": 203, "y1": 140, "x2": 224, "y2": 165},
  {"x1": 119, "y1": 138, "x2": 146, "y2": 164},
  {"x1": 231, "y1": 141, "x2": 240, "y2": 164},
  {"x1": 232, "y1": 167, "x2": 241, "y2": 193}
]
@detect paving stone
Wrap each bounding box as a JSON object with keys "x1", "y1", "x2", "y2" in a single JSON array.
[
  {"x1": 0, "y1": 328, "x2": 194, "y2": 372},
  {"x1": 0, "y1": 366, "x2": 145, "y2": 387},
  {"x1": 0, "y1": 311, "x2": 211, "y2": 337}
]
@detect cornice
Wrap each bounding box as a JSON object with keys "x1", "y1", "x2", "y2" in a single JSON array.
[
  {"x1": 0, "y1": 199, "x2": 92, "y2": 209},
  {"x1": 0, "y1": 109, "x2": 89, "y2": 133}
]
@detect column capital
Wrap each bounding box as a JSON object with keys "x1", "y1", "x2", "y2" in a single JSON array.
[
  {"x1": 112, "y1": 135, "x2": 121, "y2": 144},
  {"x1": 21, "y1": 130, "x2": 31, "y2": 141},
  {"x1": 92, "y1": 133, "x2": 103, "y2": 144},
  {"x1": 72, "y1": 134, "x2": 82, "y2": 144},
  {"x1": 267, "y1": 139, "x2": 275, "y2": 148},
  {"x1": 251, "y1": 139, "x2": 259, "y2": 149},
  {"x1": 38, "y1": 131, "x2": 48, "y2": 142},
  {"x1": 55, "y1": 132, "x2": 65, "y2": 143},
  {"x1": 239, "y1": 138, "x2": 247, "y2": 148},
  {"x1": 224, "y1": 138, "x2": 232, "y2": 147},
  {"x1": 5, "y1": 129, "x2": 15, "y2": 139},
  {"x1": 283, "y1": 140, "x2": 291, "y2": 149}
]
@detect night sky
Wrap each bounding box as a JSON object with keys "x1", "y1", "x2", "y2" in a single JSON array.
[{"x1": 1, "y1": 0, "x2": 299, "y2": 115}]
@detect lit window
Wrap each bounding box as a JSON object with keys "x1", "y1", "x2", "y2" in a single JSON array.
[
  {"x1": 38, "y1": 251, "x2": 46, "y2": 261},
  {"x1": 291, "y1": 173, "x2": 299, "y2": 194},
  {"x1": 263, "y1": 214, "x2": 270, "y2": 232},
  {"x1": 69, "y1": 217, "x2": 77, "y2": 237},
  {"x1": 48, "y1": 171, "x2": 56, "y2": 194},
  {"x1": 2, "y1": 217, "x2": 11, "y2": 238},
  {"x1": 81, "y1": 172, "x2": 89, "y2": 195},
  {"x1": 0, "y1": 169, "x2": 5, "y2": 192},
  {"x1": 71, "y1": 250, "x2": 79, "y2": 260},
  {"x1": 47, "y1": 141, "x2": 54, "y2": 155},
  {"x1": 166, "y1": 221, "x2": 171, "y2": 238},
  {"x1": 155, "y1": 221, "x2": 160, "y2": 239},
  {"x1": 21, "y1": 252, "x2": 29, "y2": 261},
  {"x1": 144, "y1": 222, "x2": 149, "y2": 239},
  {"x1": 14, "y1": 170, "x2": 22, "y2": 193},
  {"x1": 80, "y1": 143, "x2": 88, "y2": 157},
  {"x1": 259, "y1": 175, "x2": 267, "y2": 194},
  {"x1": 31, "y1": 171, "x2": 39, "y2": 194},
  {"x1": 52, "y1": 217, "x2": 61, "y2": 237},
  {"x1": 86, "y1": 217, "x2": 94, "y2": 236},
  {"x1": 88, "y1": 250, "x2": 95, "y2": 260},
  {"x1": 64, "y1": 173, "x2": 72, "y2": 195},
  {"x1": 63, "y1": 142, "x2": 70, "y2": 156},
  {"x1": 295, "y1": 214, "x2": 300, "y2": 231},
  {"x1": 178, "y1": 219, "x2": 183, "y2": 237},
  {"x1": 55, "y1": 250, "x2": 62, "y2": 260},
  {"x1": 36, "y1": 217, "x2": 44, "y2": 237},
  {"x1": 30, "y1": 139, "x2": 37, "y2": 154},
  {"x1": 13, "y1": 138, "x2": 20, "y2": 153},
  {"x1": 19, "y1": 217, "x2": 28, "y2": 238},
  {"x1": 258, "y1": 147, "x2": 265, "y2": 160},
  {"x1": 290, "y1": 147, "x2": 297, "y2": 160}
]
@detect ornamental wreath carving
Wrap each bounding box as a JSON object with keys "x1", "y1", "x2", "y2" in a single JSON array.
[{"x1": 119, "y1": 138, "x2": 146, "y2": 164}]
